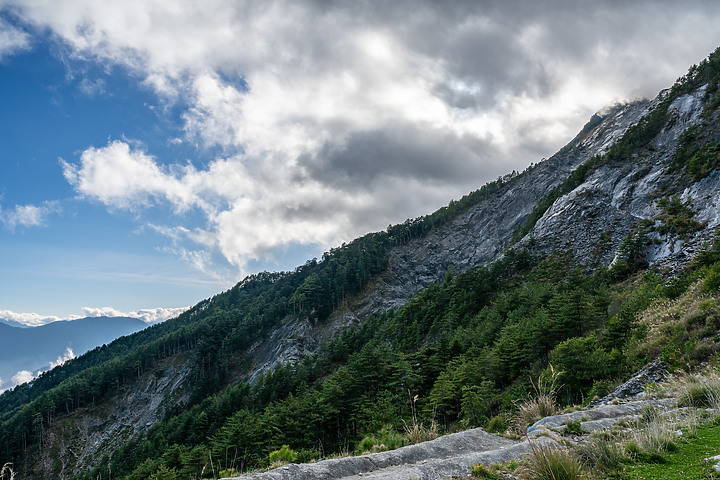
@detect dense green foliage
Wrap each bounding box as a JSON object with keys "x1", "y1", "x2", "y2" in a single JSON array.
[
  {"x1": 669, "y1": 47, "x2": 720, "y2": 181},
  {"x1": 56, "y1": 233, "x2": 720, "y2": 480},
  {"x1": 672, "y1": 127, "x2": 720, "y2": 181},
  {"x1": 0, "y1": 231, "x2": 389, "y2": 473}
]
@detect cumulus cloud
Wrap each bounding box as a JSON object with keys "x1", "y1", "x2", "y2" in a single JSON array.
[
  {"x1": 6, "y1": 0, "x2": 720, "y2": 278},
  {"x1": 4, "y1": 349, "x2": 76, "y2": 389},
  {"x1": 11, "y1": 370, "x2": 33, "y2": 386},
  {"x1": 61, "y1": 141, "x2": 199, "y2": 211},
  {"x1": 0, "y1": 201, "x2": 60, "y2": 231}
]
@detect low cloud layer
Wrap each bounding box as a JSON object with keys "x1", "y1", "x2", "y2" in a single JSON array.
[
  {"x1": 0, "y1": 310, "x2": 64, "y2": 327},
  {"x1": 48, "y1": 347, "x2": 75, "y2": 369},
  {"x1": 0, "y1": 348, "x2": 76, "y2": 392},
  {"x1": 5, "y1": 0, "x2": 720, "y2": 279},
  {"x1": 0, "y1": 306, "x2": 188, "y2": 327},
  {"x1": 81, "y1": 306, "x2": 189, "y2": 323}
]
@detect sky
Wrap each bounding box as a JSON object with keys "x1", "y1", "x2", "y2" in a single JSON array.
[{"x1": 0, "y1": 0, "x2": 719, "y2": 326}]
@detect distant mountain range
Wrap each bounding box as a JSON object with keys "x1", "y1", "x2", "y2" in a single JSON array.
[
  {"x1": 0, "y1": 316, "x2": 148, "y2": 390},
  {"x1": 0, "y1": 317, "x2": 31, "y2": 328}
]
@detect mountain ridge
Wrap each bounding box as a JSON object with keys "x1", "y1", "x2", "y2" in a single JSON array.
[{"x1": 2, "y1": 46, "x2": 720, "y2": 480}]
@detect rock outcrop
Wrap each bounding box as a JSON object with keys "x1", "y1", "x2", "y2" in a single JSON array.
[
  {"x1": 229, "y1": 397, "x2": 677, "y2": 480},
  {"x1": 587, "y1": 358, "x2": 667, "y2": 408}
]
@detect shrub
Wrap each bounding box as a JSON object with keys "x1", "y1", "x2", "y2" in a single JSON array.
[
  {"x1": 703, "y1": 263, "x2": 720, "y2": 294},
  {"x1": 268, "y1": 445, "x2": 298, "y2": 465},
  {"x1": 655, "y1": 196, "x2": 704, "y2": 237},
  {"x1": 149, "y1": 465, "x2": 179, "y2": 480},
  {"x1": 470, "y1": 463, "x2": 499, "y2": 479},
  {"x1": 486, "y1": 414, "x2": 508, "y2": 434},
  {"x1": 688, "y1": 143, "x2": 720, "y2": 181},
  {"x1": 549, "y1": 337, "x2": 622, "y2": 403},
  {"x1": 355, "y1": 427, "x2": 409, "y2": 454},
  {"x1": 218, "y1": 469, "x2": 239, "y2": 478},
  {"x1": 563, "y1": 421, "x2": 587, "y2": 436},
  {"x1": 295, "y1": 448, "x2": 320, "y2": 464}
]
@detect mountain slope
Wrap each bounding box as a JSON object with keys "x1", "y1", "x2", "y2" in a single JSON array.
[
  {"x1": 2, "y1": 47, "x2": 720, "y2": 480},
  {"x1": 238, "y1": 99, "x2": 652, "y2": 384}
]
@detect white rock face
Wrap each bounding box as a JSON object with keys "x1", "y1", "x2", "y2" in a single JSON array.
[
  {"x1": 527, "y1": 87, "x2": 719, "y2": 274},
  {"x1": 352, "y1": 100, "x2": 652, "y2": 318}
]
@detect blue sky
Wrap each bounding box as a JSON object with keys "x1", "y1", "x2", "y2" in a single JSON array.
[{"x1": 1, "y1": 0, "x2": 719, "y2": 325}]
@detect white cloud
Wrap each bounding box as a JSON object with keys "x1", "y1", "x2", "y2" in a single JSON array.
[
  {"x1": 6, "y1": 0, "x2": 720, "y2": 279},
  {"x1": 0, "y1": 201, "x2": 60, "y2": 231},
  {"x1": 0, "y1": 18, "x2": 30, "y2": 59},
  {"x1": 49, "y1": 347, "x2": 75, "y2": 369},
  {"x1": 78, "y1": 77, "x2": 106, "y2": 96},
  {"x1": 5, "y1": 348, "x2": 77, "y2": 388},
  {"x1": 81, "y1": 305, "x2": 189, "y2": 323},
  {"x1": 0, "y1": 305, "x2": 188, "y2": 327},
  {"x1": 61, "y1": 140, "x2": 199, "y2": 211},
  {"x1": 11, "y1": 370, "x2": 34, "y2": 386},
  {"x1": 0, "y1": 310, "x2": 64, "y2": 327}
]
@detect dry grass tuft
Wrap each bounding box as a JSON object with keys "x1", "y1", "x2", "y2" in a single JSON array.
[
  {"x1": 514, "y1": 366, "x2": 562, "y2": 435},
  {"x1": 629, "y1": 281, "x2": 719, "y2": 363},
  {"x1": 574, "y1": 433, "x2": 625, "y2": 475},
  {"x1": 521, "y1": 444, "x2": 588, "y2": 480},
  {"x1": 673, "y1": 371, "x2": 720, "y2": 409},
  {"x1": 515, "y1": 395, "x2": 557, "y2": 435},
  {"x1": 404, "y1": 390, "x2": 439, "y2": 444},
  {"x1": 403, "y1": 418, "x2": 438, "y2": 444}
]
